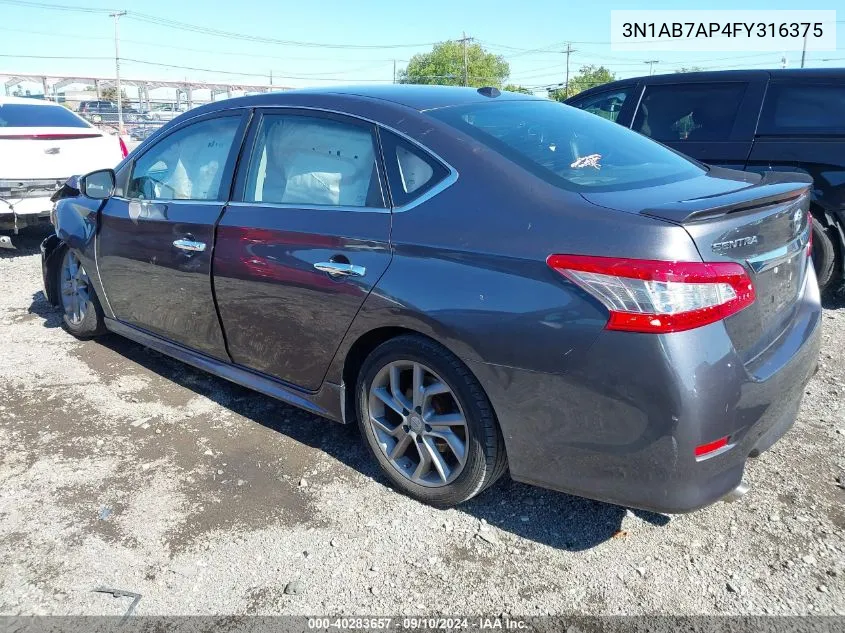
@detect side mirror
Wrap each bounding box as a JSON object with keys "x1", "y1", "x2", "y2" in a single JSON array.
[{"x1": 80, "y1": 169, "x2": 116, "y2": 200}]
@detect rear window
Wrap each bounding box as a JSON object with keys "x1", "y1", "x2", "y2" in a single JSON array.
[
  {"x1": 0, "y1": 103, "x2": 90, "y2": 128},
  {"x1": 429, "y1": 100, "x2": 703, "y2": 192},
  {"x1": 759, "y1": 83, "x2": 845, "y2": 136}
]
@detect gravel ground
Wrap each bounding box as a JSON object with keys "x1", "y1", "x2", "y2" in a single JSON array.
[{"x1": 1, "y1": 228, "x2": 844, "y2": 617}]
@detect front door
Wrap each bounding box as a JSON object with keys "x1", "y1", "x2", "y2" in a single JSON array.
[
  {"x1": 97, "y1": 111, "x2": 248, "y2": 359},
  {"x1": 213, "y1": 109, "x2": 392, "y2": 391}
]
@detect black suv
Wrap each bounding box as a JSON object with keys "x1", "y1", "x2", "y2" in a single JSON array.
[
  {"x1": 567, "y1": 69, "x2": 845, "y2": 294},
  {"x1": 78, "y1": 100, "x2": 138, "y2": 124}
]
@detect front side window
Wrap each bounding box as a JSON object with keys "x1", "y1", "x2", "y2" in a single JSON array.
[
  {"x1": 632, "y1": 82, "x2": 747, "y2": 142},
  {"x1": 245, "y1": 114, "x2": 384, "y2": 208},
  {"x1": 759, "y1": 83, "x2": 845, "y2": 136},
  {"x1": 430, "y1": 100, "x2": 703, "y2": 192},
  {"x1": 568, "y1": 89, "x2": 630, "y2": 123},
  {"x1": 127, "y1": 116, "x2": 240, "y2": 201}
]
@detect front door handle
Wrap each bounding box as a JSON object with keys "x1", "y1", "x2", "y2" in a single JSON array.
[
  {"x1": 173, "y1": 238, "x2": 206, "y2": 253},
  {"x1": 314, "y1": 261, "x2": 366, "y2": 277}
]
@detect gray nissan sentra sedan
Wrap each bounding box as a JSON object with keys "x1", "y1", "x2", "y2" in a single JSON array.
[{"x1": 41, "y1": 85, "x2": 821, "y2": 513}]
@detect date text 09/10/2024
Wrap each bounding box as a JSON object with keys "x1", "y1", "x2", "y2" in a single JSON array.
[{"x1": 306, "y1": 617, "x2": 529, "y2": 630}]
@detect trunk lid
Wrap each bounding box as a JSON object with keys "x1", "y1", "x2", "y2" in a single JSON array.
[
  {"x1": 582, "y1": 168, "x2": 813, "y2": 362},
  {"x1": 0, "y1": 127, "x2": 122, "y2": 180}
]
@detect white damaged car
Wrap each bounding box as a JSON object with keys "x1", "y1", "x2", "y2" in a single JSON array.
[{"x1": 0, "y1": 96, "x2": 126, "y2": 246}]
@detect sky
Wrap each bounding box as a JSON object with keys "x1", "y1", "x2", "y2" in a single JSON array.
[{"x1": 0, "y1": 0, "x2": 841, "y2": 98}]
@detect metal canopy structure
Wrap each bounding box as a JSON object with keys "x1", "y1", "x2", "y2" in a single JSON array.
[{"x1": 1, "y1": 72, "x2": 291, "y2": 108}]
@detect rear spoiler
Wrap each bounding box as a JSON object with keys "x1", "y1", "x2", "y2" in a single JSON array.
[{"x1": 642, "y1": 170, "x2": 813, "y2": 224}]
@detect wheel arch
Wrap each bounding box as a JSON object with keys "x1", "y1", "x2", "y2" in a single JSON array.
[
  {"x1": 810, "y1": 201, "x2": 845, "y2": 289},
  {"x1": 335, "y1": 322, "x2": 488, "y2": 428}
]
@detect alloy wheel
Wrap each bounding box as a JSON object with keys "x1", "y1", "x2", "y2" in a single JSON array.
[
  {"x1": 60, "y1": 250, "x2": 91, "y2": 325},
  {"x1": 367, "y1": 360, "x2": 469, "y2": 487}
]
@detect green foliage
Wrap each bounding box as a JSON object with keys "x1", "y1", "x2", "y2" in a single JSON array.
[
  {"x1": 549, "y1": 65, "x2": 617, "y2": 101},
  {"x1": 101, "y1": 86, "x2": 128, "y2": 102},
  {"x1": 399, "y1": 41, "x2": 510, "y2": 88},
  {"x1": 503, "y1": 84, "x2": 533, "y2": 94},
  {"x1": 675, "y1": 66, "x2": 705, "y2": 73}
]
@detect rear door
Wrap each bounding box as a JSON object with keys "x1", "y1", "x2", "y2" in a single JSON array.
[
  {"x1": 746, "y1": 80, "x2": 845, "y2": 200},
  {"x1": 213, "y1": 109, "x2": 392, "y2": 391},
  {"x1": 97, "y1": 109, "x2": 248, "y2": 359},
  {"x1": 630, "y1": 79, "x2": 765, "y2": 169}
]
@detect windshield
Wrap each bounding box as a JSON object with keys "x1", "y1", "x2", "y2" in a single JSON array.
[
  {"x1": 430, "y1": 100, "x2": 704, "y2": 192},
  {"x1": 0, "y1": 103, "x2": 90, "y2": 128}
]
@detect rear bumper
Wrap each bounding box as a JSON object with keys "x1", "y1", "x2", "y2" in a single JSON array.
[
  {"x1": 0, "y1": 196, "x2": 53, "y2": 232},
  {"x1": 471, "y1": 267, "x2": 822, "y2": 513}
]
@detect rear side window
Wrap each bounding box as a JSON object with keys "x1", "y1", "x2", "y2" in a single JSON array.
[
  {"x1": 0, "y1": 103, "x2": 90, "y2": 128},
  {"x1": 759, "y1": 83, "x2": 845, "y2": 135},
  {"x1": 380, "y1": 130, "x2": 450, "y2": 206},
  {"x1": 632, "y1": 83, "x2": 747, "y2": 142},
  {"x1": 568, "y1": 89, "x2": 630, "y2": 123},
  {"x1": 430, "y1": 100, "x2": 702, "y2": 192},
  {"x1": 244, "y1": 114, "x2": 385, "y2": 208}
]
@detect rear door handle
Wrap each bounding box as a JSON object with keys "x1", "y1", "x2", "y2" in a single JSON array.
[
  {"x1": 173, "y1": 238, "x2": 206, "y2": 253},
  {"x1": 314, "y1": 261, "x2": 366, "y2": 277}
]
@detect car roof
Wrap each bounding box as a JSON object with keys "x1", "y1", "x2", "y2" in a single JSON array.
[
  {"x1": 212, "y1": 84, "x2": 544, "y2": 113},
  {"x1": 0, "y1": 96, "x2": 62, "y2": 106},
  {"x1": 569, "y1": 67, "x2": 845, "y2": 99}
]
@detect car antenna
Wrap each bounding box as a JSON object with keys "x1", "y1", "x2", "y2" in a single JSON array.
[{"x1": 477, "y1": 86, "x2": 501, "y2": 98}]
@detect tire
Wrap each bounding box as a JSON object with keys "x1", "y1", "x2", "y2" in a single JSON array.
[
  {"x1": 811, "y1": 215, "x2": 840, "y2": 294},
  {"x1": 55, "y1": 244, "x2": 107, "y2": 338},
  {"x1": 356, "y1": 334, "x2": 507, "y2": 507}
]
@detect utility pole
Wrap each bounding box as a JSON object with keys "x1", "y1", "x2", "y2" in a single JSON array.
[
  {"x1": 459, "y1": 32, "x2": 472, "y2": 86},
  {"x1": 270, "y1": 70, "x2": 273, "y2": 86},
  {"x1": 110, "y1": 10, "x2": 127, "y2": 135},
  {"x1": 563, "y1": 42, "x2": 576, "y2": 97},
  {"x1": 644, "y1": 59, "x2": 660, "y2": 75},
  {"x1": 801, "y1": 33, "x2": 808, "y2": 68},
  {"x1": 393, "y1": 59, "x2": 397, "y2": 84}
]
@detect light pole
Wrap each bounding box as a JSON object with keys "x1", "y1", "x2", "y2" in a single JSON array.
[{"x1": 110, "y1": 10, "x2": 127, "y2": 135}]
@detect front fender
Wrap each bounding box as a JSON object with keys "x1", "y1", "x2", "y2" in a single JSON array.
[
  {"x1": 40, "y1": 234, "x2": 63, "y2": 306},
  {"x1": 52, "y1": 195, "x2": 113, "y2": 318}
]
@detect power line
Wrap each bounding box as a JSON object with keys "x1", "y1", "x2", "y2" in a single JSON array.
[
  {"x1": 126, "y1": 12, "x2": 436, "y2": 50},
  {"x1": 0, "y1": 26, "x2": 412, "y2": 64},
  {"x1": 0, "y1": 0, "x2": 109, "y2": 13},
  {"x1": 0, "y1": 0, "x2": 439, "y2": 50}
]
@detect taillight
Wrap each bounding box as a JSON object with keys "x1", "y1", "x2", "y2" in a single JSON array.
[
  {"x1": 118, "y1": 136, "x2": 128, "y2": 158},
  {"x1": 547, "y1": 255, "x2": 756, "y2": 334},
  {"x1": 695, "y1": 435, "x2": 730, "y2": 458}
]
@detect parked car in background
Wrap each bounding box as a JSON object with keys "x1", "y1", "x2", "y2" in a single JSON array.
[
  {"x1": 0, "y1": 96, "x2": 126, "y2": 246},
  {"x1": 43, "y1": 86, "x2": 820, "y2": 512},
  {"x1": 128, "y1": 125, "x2": 158, "y2": 142},
  {"x1": 144, "y1": 102, "x2": 187, "y2": 122},
  {"x1": 567, "y1": 68, "x2": 845, "y2": 294},
  {"x1": 78, "y1": 100, "x2": 139, "y2": 124}
]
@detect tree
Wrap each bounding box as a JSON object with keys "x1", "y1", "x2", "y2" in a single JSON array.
[
  {"x1": 101, "y1": 86, "x2": 128, "y2": 102},
  {"x1": 549, "y1": 65, "x2": 616, "y2": 101},
  {"x1": 503, "y1": 84, "x2": 533, "y2": 94},
  {"x1": 675, "y1": 66, "x2": 704, "y2": 73},
  {"x1": 400, "y1": 41, "x2": 509, "y2": 88}
]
